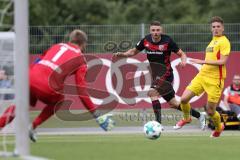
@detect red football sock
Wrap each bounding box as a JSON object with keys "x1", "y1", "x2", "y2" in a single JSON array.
[
  {"x1": 32, "y1": 104, "x2": 60, "y2": 129},
  {"x1": 0, "y1": 105, "x2": 16, "y2": 128}
]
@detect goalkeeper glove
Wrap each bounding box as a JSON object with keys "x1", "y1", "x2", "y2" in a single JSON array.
[{"x1": 96, "y1": 114, "x2": 115, "y2": 131}]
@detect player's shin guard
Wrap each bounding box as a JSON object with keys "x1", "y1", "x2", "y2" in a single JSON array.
[
  {"x1": 177, "y1": 105, "x2": 200, "y2": 119},
  {"x1": 0, "y1": 105, "x2": 15, "y2": 129},
  {"x1": 180, "y1": 103, "x2": 191, "y2": 120},
  {"x1": 209, "y1": 111, "x2": 221, "y2": 131},
  {"x1": 152, "y1": 100, "x2": 161, "y2": 123}
]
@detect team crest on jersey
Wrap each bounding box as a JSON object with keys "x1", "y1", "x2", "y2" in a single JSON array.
[
  {"x1": 213, "y1": 41, "x2": 218, "y2": 45},
  {"x1": 158, "y1": 45, "x2": 164, "y2": 50},
  {"x1": 206, "y1": 47, "x2": 213, "y2": 52},
  {"x1": 158, "y1": 44, "x2": 168, "y2": 51}
]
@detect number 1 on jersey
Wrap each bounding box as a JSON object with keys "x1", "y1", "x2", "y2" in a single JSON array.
[{"x1": 52, "y1": 46, "x2": 68, "y2": 62}]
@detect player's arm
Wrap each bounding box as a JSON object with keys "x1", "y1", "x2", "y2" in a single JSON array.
[
  {"x1": 190, "y1": 54, "x2": 229, "y2": 66},
  {"x1": 170, "y1": 37, "x2": 187, "y2": 67},
  {"x1": 175, "y1": 49, "x2": 187, "y2": 67},
  {"x1": 114, "y1": 38, "x2": 145, "y2": 57},
  {"x1": 75, "y1": 65, "x2": 96, "y2": 113},
  {"x1": 190, "y1": 40, "x2": 230, "y2": 65},
  {"x1": 114, "y1": 48, "x2": 140, "y2": 57},
  {"x1": 75, "y1": 65, "x2": 115, "y2": 131}
]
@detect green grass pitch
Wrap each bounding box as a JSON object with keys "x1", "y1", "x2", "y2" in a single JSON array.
[
  {"x1": 1, "y1": 110, "x2": 239, "y2": 160},
  {"x1": 26, "y1": 133, "x2": 240, "y2": 160}
]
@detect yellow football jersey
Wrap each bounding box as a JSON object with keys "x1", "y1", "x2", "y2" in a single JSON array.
[{"x1": 200, "y1": 35, "x2": 231, "y2": 79}]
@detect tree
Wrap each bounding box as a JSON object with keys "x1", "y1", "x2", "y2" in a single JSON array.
[
  {"x1": 29, "y1": 0, "x2": 240, "y2": 25},
  {"x1": 30, "y1": 0, "x2": 109, "y2": 25}
]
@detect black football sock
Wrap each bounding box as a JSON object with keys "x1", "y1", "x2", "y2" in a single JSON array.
[
  {"x1": 177, "y1": 105, "x2": 200, "y2": 119},
  {"x1": 152, "y1": 100, "x2": 161, "y2": 123}
]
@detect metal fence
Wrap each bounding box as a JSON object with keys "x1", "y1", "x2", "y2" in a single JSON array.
[{"x1": 29, "y1": 24, "x2": 240, "y2": 54}]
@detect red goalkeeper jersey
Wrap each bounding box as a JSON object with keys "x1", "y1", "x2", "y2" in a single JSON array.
[{"x1": 30, "y1": 43, "x2": 96, "y2": 112}]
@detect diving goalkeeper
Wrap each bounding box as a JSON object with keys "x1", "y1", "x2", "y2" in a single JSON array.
[{"x1": 0, "y1": 29, "x2": 115, "y2": 142}]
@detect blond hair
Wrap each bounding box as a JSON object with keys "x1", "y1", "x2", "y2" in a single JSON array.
[{"x1": 69, "y1": 29, "x2": 88, "y2": 46}]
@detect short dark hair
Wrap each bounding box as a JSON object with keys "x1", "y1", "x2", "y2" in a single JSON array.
[
  {"x1": 150, "y1": 21, "x2": 161, "y2": 26},
  {"x1": 210, "y1": 16, "x2": 224, "y2": 24},
  {"x1": 69, "y1": 29, "x2": 88, "y2": 46}
]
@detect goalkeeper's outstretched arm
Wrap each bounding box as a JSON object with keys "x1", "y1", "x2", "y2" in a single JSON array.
[{"x1": 75, "y1": 65, "x2": 115, "y2": 131}]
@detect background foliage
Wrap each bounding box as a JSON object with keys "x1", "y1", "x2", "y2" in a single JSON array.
[{"x1": 29, "y1": 0, "x2": 240, "y2": 25}]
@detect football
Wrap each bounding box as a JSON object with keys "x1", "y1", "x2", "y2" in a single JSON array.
[{"x1": 143, "y1": 121, "x2": 163, "y2": 140}]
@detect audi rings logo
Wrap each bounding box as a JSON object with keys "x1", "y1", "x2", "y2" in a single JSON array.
[{"x1": 87, "y1": 56, "x2": 202, "y2": 105}]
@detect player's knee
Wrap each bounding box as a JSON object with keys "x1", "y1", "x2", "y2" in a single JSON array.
[
  {"x1": 147, "y1": 91, "x2": 152, "y2": 97},
  {"x1": 150, "y1": 96, "x2": 159, "y2": 101},
  {"x1": 168, "y1": 99, "x2": 179, "y2": 108},
  {"x1": 147, "y1": 90, "x2": 158, "y2": 97},
  {"x1": 206, "y1": 101, "x2": 218, "y2": 116},
  {"x1": 180, "y1": 90, "x2": 195, "y2": 104},
  {"x1": 169, "y1": 104, "x2": 178, "y2": 109},
  {"x1": 180, "y1": 96, "x2": 189, "y2": 104},
  {"x1": 206, "y1": 108, "x2": 215, "y2": 116},
  {"x1": 207, "y1": 111, "x2": 214, "y2": 116}
]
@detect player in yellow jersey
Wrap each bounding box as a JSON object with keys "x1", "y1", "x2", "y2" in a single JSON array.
[{"x1": 174, "y1": 16, "x2": 231, "y2": 137}]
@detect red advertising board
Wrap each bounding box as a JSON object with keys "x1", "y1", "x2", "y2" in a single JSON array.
[{"x1": 30, "y1": 52, "x2": 239, "y2": 110}]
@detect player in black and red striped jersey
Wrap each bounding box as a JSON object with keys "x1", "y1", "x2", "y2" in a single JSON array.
[
  {"x1": 0, "y1": 29, "x2": 115, "y2": 142},
  {"x1": 115, "y1": 21, "x2": 206, "y2": 129}
]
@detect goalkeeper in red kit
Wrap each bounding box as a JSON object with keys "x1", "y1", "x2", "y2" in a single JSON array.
[{"x1": 0, "y1": 29, "x2": 115, "y2": 142}]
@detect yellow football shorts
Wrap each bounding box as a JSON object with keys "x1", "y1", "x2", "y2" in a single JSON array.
[{"x1": 186, "y1": 73, "x2": 224, "y2": 103}]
